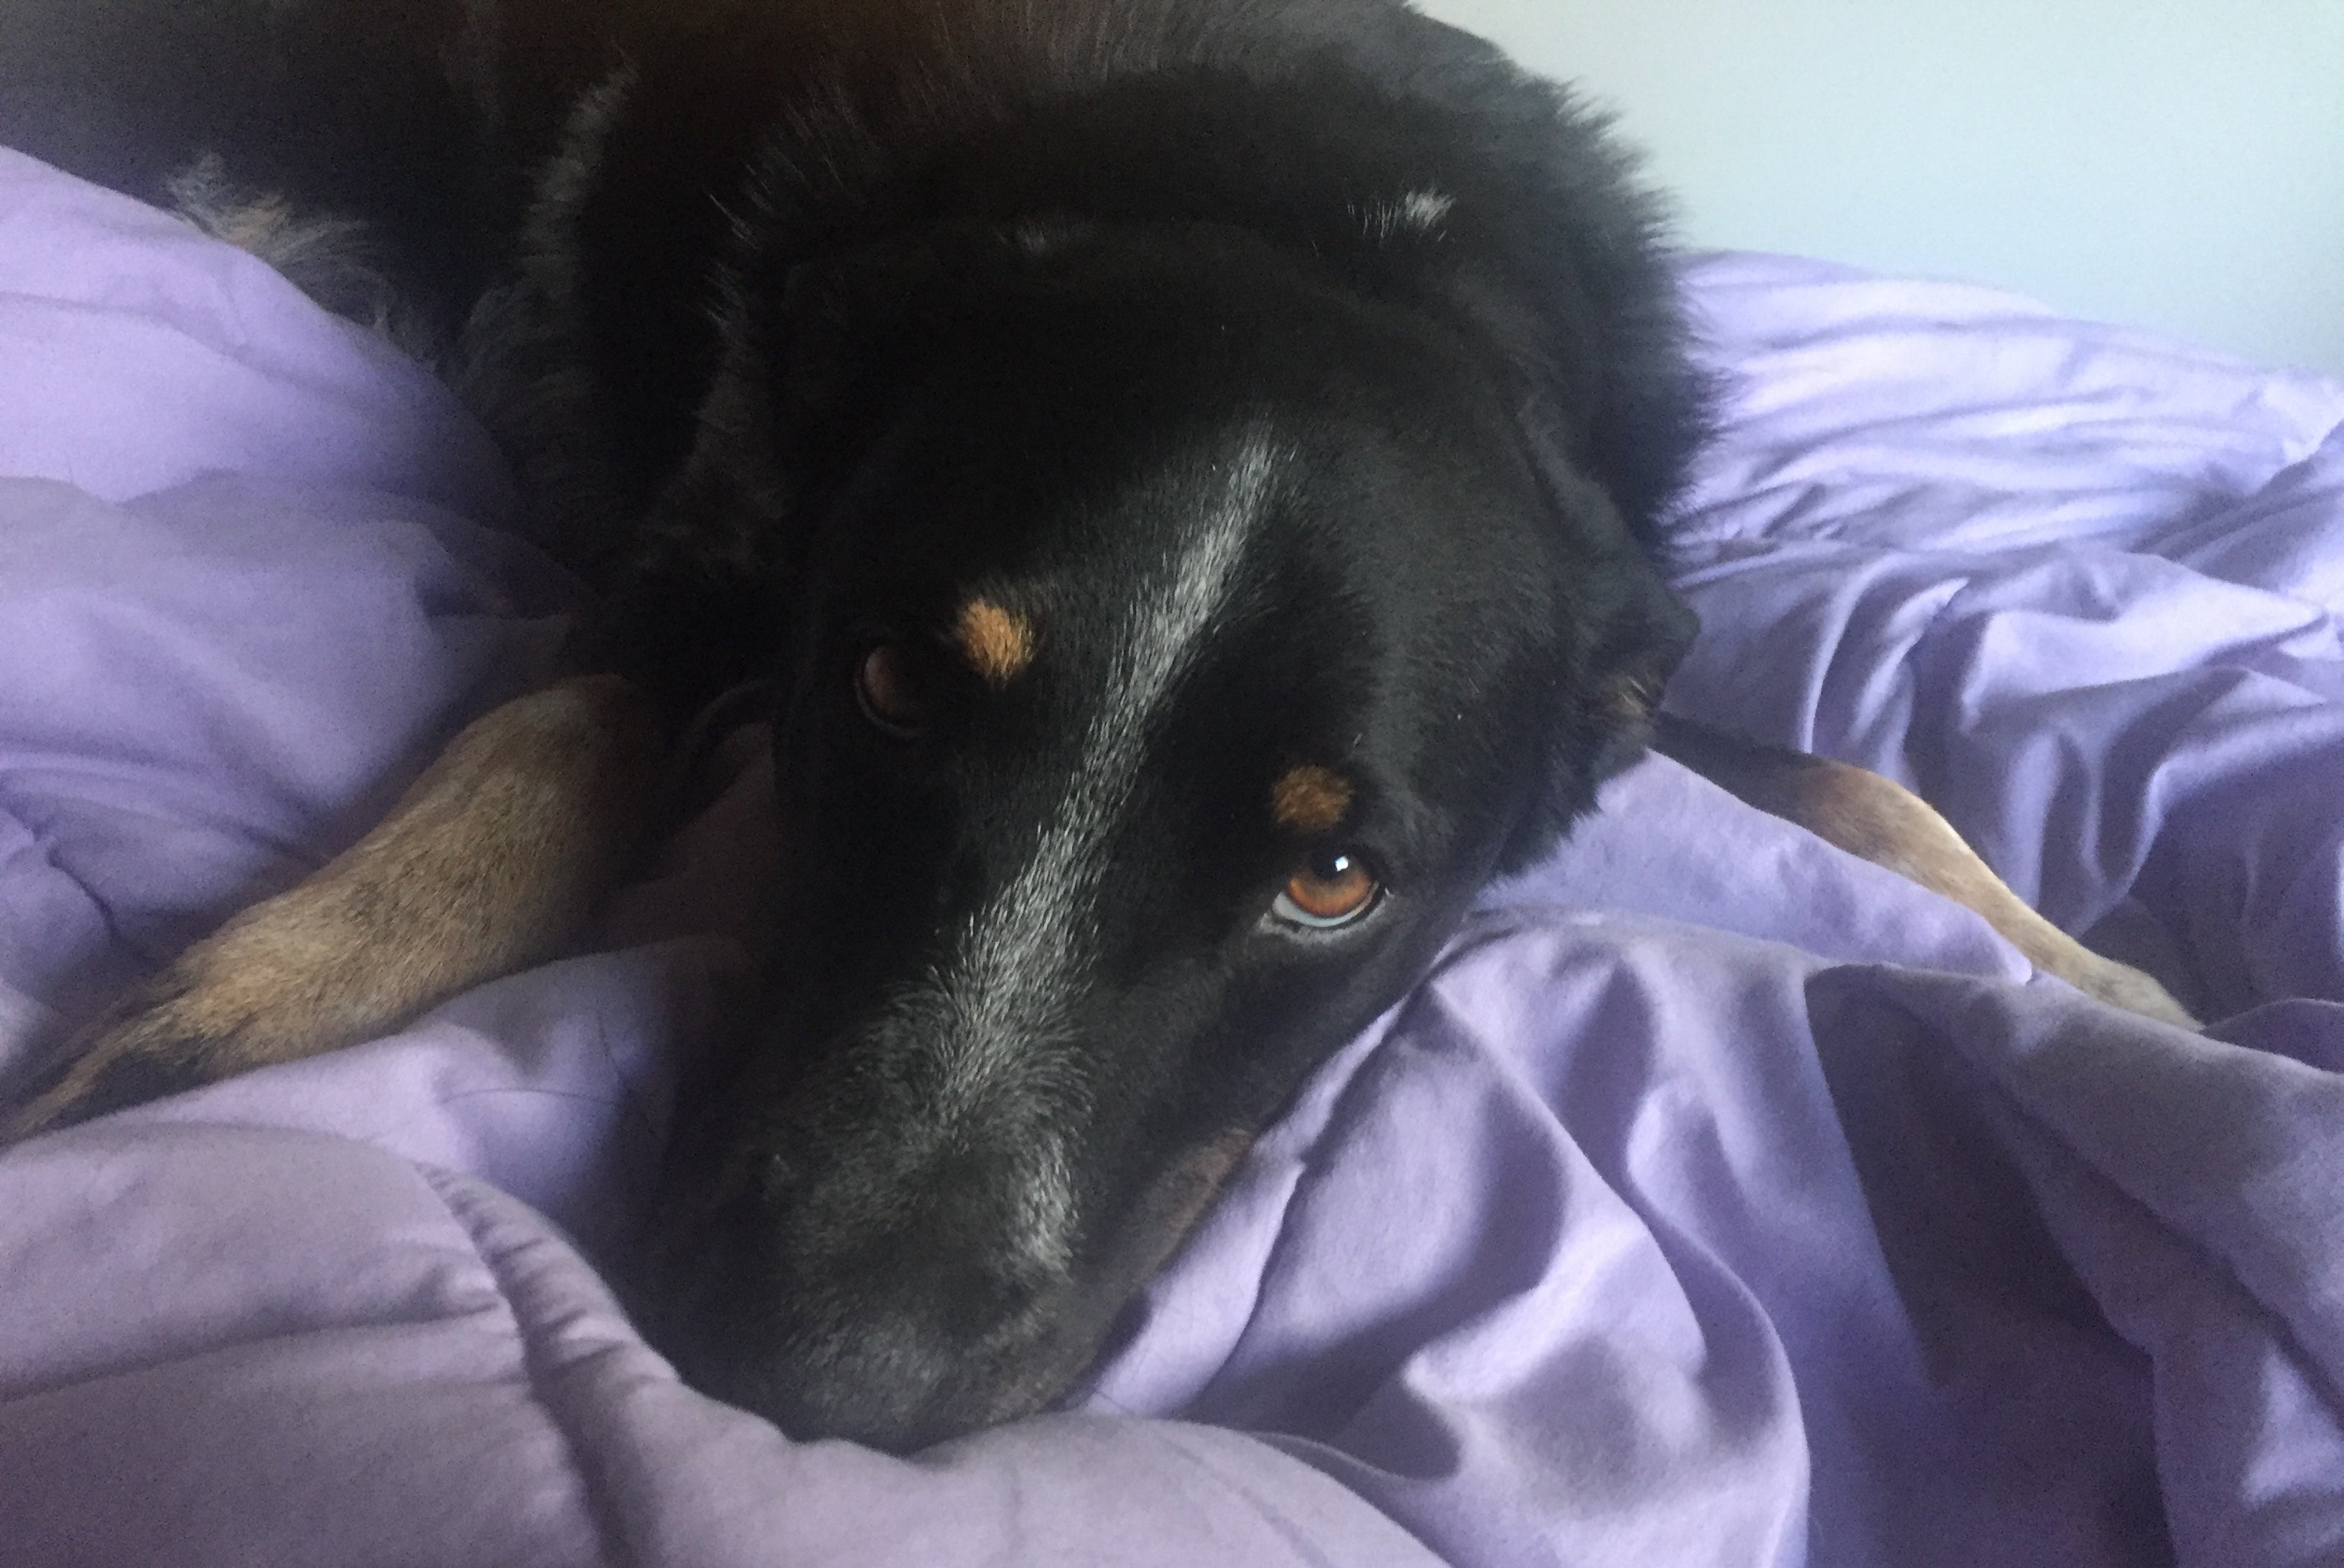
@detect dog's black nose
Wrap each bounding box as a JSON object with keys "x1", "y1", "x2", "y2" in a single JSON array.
[
  {"x1": 651, "y1": 1215, "x2": 1091, "y2": 1450},
  {"x1": 741, "y1": 1312, "x2": 1073, "y2": 1451},
  {"x1": 640, "y1": 1100, "x2": 1101, "y2": 1449}
]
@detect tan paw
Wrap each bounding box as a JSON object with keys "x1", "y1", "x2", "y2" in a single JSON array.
[{"x1": 4, "y1": 674, "x2": 664, "y2": 1142}]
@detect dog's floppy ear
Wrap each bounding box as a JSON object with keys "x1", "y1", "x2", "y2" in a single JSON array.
[
  {"x1": 692, "y1": 223, "x2": 1030, "y2": 516},
  {"x1": 590, "y1": 230, "x2": 986, "y2": 704},
  {"x1": 1394, "y1": 134, "x2": 1709, "y2": 876},
  {"x1": 686, "y1": 224, "x2": 1018, "y2": 520},
  {"x1": 1492, "y1": 410, "x2": 1700, "y2": 878},
  {"x1": 763, "y1": 239, "x2": 962, "y2": 477},
  {"x1": 1494, "y1": 564, "x2": 1695, "y2": 877}
]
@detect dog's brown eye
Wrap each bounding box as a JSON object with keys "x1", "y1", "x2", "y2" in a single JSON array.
[
  {"x1": 857, "y1": 642, "x2": 935, "y2": 735},
  {"x1": 1272, "y1": 850, "x2": 1380, "y2": 930}
]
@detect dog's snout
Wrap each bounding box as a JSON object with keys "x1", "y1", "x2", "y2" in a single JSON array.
[
  {"x1": 650, "y1": 1078, "x2": 1097, "y2": 1447},
  {"x1": 669, "y1": 1280, "x2": 1061, "y2": 1451},
  {"x1": 747, "y1": 1277, "x2": 1079, "y2": 1451},
  {"x1": 643, "y1": 961, "x2": 1279, "y2": 1447}
]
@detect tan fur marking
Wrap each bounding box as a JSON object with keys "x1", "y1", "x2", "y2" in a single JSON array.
[
  {"x1": 957, "y1": 599, "x2": 1036, "y2": 687},
  {"x1": 1272, "y1": 765, "x2": 1354, "y2": 834},
  {"x1": 5, "y1": 676, "x2": 663, "y2": 1139}
]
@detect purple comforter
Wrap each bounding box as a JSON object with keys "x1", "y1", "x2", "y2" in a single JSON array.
[{"x1": 2, "y1": 148, "x2": 2341, "y2": 1567}]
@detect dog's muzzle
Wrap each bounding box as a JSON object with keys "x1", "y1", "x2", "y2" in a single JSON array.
[{"x1": 640, "y1": 1037, "x2": 1251, "y2": 1450}]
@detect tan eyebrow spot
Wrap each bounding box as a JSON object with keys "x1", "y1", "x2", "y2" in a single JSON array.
[
  {"x1": 956, "y1": 598, "x2": 1036, "y2": 687},
  {"x1": 1271, "y1": 765, "x2": 1353, "y2": 834}
]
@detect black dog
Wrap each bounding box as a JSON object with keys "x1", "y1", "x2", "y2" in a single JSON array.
[{"x1": 0, "y1": 0, "x2": 2189, "y2": 1450}]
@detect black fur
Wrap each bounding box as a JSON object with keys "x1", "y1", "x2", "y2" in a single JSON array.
[{"x1": 1, "y1": 0, "x2": 1709, "y2": 1448}]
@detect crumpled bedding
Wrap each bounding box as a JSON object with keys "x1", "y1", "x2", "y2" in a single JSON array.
[{"x1": 1, "y1": 146, "x2": 2341, "y2": 1567}]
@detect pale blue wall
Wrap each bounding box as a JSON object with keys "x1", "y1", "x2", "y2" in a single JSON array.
[{"x1": 1417, "y1": 1, "x2": 2344, "y2": 378}]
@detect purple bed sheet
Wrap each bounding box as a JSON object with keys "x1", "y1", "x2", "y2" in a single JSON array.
[{"x1": 2, "y1": 147, "x2": 2342, "y2": 1567}]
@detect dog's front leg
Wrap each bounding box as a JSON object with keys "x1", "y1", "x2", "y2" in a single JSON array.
[
  {"x1": 4, "y1": 675, "x2": 663, "y2": 1140},
  {"x1": 1652, "y1": 714, "x2": 2200, "y2": 1029}
]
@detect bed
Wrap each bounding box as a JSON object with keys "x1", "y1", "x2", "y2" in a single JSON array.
[{"x1": 2, "y1": 146, "x2": 2340, "y2": 1567}]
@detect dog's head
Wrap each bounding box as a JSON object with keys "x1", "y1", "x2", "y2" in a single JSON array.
[{"x1": 637, "y1": 216, "x2": 1695, "y2": 1447}]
